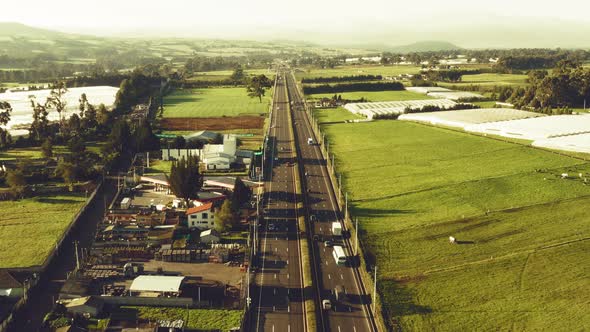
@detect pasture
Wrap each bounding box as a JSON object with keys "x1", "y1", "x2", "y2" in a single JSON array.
[
  {"x1": 0, "y1": 194, "x2": 87, "y2": 268},
  {"x1": 321, "y1": 120, "x2": 590, "y2": 330},
  {"x1": 307, "y1": 90, "x2": 432, "y2": 102},
  {"x1": 312, "y1": 107, "x2": 364, "y2": 123},
  {"x1": 162, "y1": 87, "x2": 271, "y2": 118},
  {"x1": 123, "y1": 306, "x2": 242, "y2": 331},
  {"x1": 296, "y1": 65, "x2": 422, "y2": 79}
]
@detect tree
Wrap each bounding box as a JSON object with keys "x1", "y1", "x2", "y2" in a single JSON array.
[
  {"x1": 168, "y1": 156, "x2": 203, "y2": 206},
  {"x1": 55, "y1": 160, "x2": 77, "y2": 190},
  {"x1": 214, "y1": 199, "x2": 236, "y2": 232},
  {"x1": 0, "y1": 101, "x2": 12, "y2": 150},
  {"x1": 96, "y1": 103, "x2": 110, "y2": 127},
  {"x1": 133, "y1": 119, "x2": 160, "y2": 152},
  {"x1": 68, "y1": 136, "x2": 86, "y2": 154},
  {"x1": 246, "y1": 74, "x2": 272, "y2": 103},
  {"x1": 231, "y1": 177, "x2": 251, "y2": 212},
  {"x1": 41, "y1": 138, "x2": 53, "y2": 158},
  {"x1": 230, "y1": 66, "x2": 245, "y2": 84},
  {"x1": 6, "y1": 169, "x2": 26, "y2": 197},
  {"x1": 29, "y1": 98, "x2": 50, "y2": 142},
  {"x1": 45, "y1": 81, "x2": 68, "y2": 132},
  {"x1": 173, "y1": 135, "x2": 186, "y2": 149}
]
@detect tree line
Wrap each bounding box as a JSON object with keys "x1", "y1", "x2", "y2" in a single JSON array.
[
  {"x1": 301, "y1": 75, "x2": 382, "y2": 84},
  {"x1": 303, "y1": 82, "x2": 404, "y2": 94}
]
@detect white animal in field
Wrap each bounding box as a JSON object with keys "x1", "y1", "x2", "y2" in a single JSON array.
[
  {"x1": 561, "y1": 173, "x2": 569, "y2": 179},
  {"x1": 449, "y1": 236, "x2": 456, "y2": 244}
]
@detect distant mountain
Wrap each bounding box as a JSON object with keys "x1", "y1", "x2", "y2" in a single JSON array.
[
  {"x1": 387, "y1": 41, "x2": 462, "y2": 53},
  {"x1": 0, "y1": 22, "x2": 69, "y2": 38}
]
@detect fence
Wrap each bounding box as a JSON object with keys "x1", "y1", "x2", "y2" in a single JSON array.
[{"x1": 301, "y1": 87, "x2": 389, "y2": 332}]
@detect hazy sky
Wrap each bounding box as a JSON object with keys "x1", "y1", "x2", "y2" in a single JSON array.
[{"x1": 2, "y1": 0, "x2": 590, "y2": 47}]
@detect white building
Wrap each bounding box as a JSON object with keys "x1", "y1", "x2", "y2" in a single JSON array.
[
  {"x1": 129, "y1": 275, "x2": 185, "y2": 296},
  {"x1": 186, "y1": 202, "x2": 215, "y2": 229}
]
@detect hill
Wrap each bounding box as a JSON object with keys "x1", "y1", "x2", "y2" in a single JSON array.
[
  {"x1": 387, "y1": 41, "x2": 462, "y2": 53},
  {"x1": 0, "y1": 22, "x2": 68, "y2": 39}
]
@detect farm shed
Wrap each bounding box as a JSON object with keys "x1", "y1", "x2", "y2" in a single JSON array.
[
  {"x1": 129, "y1": 275, "x2": 185, "y2": 296},
  {"x1": 0, "y1": 271, "x2": 23, "y2": 298},
  {"x1": 200, "y1": 229, "x2": 221, "y2": 244}
]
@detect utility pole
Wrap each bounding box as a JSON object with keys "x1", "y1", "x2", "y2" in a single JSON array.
[
  {"x1": 74, "y1": 240, "x2": 80, "y2": 271},
  {"x1": 355, "y1": 218, "x2": 359, "y2": 256},
  {"x1": 345, "y1": 192, "x2": 348, "y2": 221},
  {"x1": 373, "y1": 265, "x2": 377, "y2": 315}
]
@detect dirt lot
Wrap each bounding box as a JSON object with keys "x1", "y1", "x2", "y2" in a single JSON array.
[
  {"x1": 142, "y1": 260, "x2": 244, "y2": 287},
  {"x1": 160, "y1": 116, "x2": 265, "y2": 131}
]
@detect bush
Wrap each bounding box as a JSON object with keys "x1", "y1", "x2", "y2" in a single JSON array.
[{"x1": 303, "y1": 82, "x2": 404, "y2": 94}]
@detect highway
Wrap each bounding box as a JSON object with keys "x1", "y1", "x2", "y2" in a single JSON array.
[
  {"x1": 249, "y1": 71, "x2": 306, "y2": 332},
  {"x1": 285, "y1": 71, "x2": 377, "y2": 332}
]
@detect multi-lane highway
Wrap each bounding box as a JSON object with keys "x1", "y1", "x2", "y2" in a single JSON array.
[
  {"x1": 249, "y1": 71, "x2": 306, "y2": 332},
  {"x1": 285, "y1": 72, "x2": 377, "y2": 332}
]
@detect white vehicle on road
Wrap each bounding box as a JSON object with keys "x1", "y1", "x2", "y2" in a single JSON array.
[{"x1": 332, "y1": 245, "x2": 347, "y2": 265}]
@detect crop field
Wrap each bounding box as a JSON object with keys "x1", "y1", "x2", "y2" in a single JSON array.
[
  {"x1": 307, "y1": 90, "x2": 432, "y2": 102},
  {"x1": 441, "y1": 73, "x2": 529, "y2": 87},
  {"x1": 312, "y1": 107, "x2": 364, "y2": 123},
  {"x1": 296, "y1": 65, "x2": 422, "y2": 79},
  {"x1": 163, "y1": 87, "x2": 271, "y2": 118},
  {"x1": 322, "y1": 120, "x2": 590, "y2": 330},
  {"x1": 188, "y1": 68, "x2": 274, "y2": 82},
  {"x1": 0, "y1": 194, "x2": 87, "y2": 268},
  {"x1": 123, "y1": 306, "x2": 242, "y2": 331}
]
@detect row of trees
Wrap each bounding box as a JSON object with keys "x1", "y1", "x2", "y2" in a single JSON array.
[
  {"x1": 301, "y1": 75, "x2": 382, "y2": 84},
  {"x1": 302, "y1": 81, "x2": 405, "y2": 94}
]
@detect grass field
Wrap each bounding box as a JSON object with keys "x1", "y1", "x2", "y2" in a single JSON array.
[
  {"x1": 296, "y1": 65, "x2": 422, "y2": 79},
  {"x1": 0, "y1": 194, "x2": 87, "y2": 268},
  {"x1": 440, "y1": 73, "x2": 529, "y2": 87},
  {"x1": 123, "y1": 306, "x2": 242, "y2": 331},
  {"x1": 163, "y1": 88, "x2": 271, "y2": 118},
  {"x1": 0, "y1": 143, "x2": 105, "y2": 161},
  {"x1": 307, "y1": 90, "x2": 432, "y2": 102},
  {"x1": 312, "y1": 107, "x2": 364, "y2": 123},
  {"x1": 322, "y1": 120, "x2": 590, "y2": 330}
]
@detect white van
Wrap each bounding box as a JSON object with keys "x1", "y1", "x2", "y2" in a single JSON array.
[{"x1": 307, "y1": 138, "x2": 314, "y2": 145}]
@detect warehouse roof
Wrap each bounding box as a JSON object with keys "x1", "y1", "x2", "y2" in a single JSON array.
[{"x1": 129, "y1": 275, "x2": 185, "y2": 293}]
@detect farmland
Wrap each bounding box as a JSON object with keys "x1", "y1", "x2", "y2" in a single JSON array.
[
  {"x1": 440, "y1": 73, "x2": 529, "y2": 87},
  {"x1": 321, "y1": 120, "x2": 590, "y2": 330},
  {"x1": 123, "y1": 306, "x2": 242, "y2": 331},
  {"x1": 295, "y1": 65, "x2": 422, "y2": 79},
  {"x1": 0, "y1": 194, "x2": 87, "y2": 268},
  {"x1": 312, "y1": 107, "x2": 364, "y2": 123},
  {"x1": 307, "y1": 90, "x2": 432, "y2": 102},
  {"x1": 162, "y1": 87, "x2": 271, "y2": 118}
]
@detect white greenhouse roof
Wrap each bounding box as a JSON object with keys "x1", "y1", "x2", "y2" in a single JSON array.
[
  {"x1": 532, "y1": 133, "x2": 590, "y2": 154},
  {"x1": 427, "y1": 91, "x2": 485, "y2": 100},
  {"x1": 398, "y1": 108, "x2": 544, "y2": 129},
  {"x1": 465, "y1": 114, "x2": 590, "y2": 140},
  {"x1": 345, "y1": 99, "x2": 457, "y2": 119},
  {"x1": 130, "y1": 275, "x2": 185, "y2": 293},
  {"x1": 406, "y1": 87, "x2": 452, "y2": 94}
]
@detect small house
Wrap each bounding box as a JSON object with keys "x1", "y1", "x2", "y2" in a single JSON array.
[
  {"x1": 200, "y1": 229, "x2": 220, "y2": 244},
  {"x1": 186, "y1": 203, "x2": 215, "y2": 229}
]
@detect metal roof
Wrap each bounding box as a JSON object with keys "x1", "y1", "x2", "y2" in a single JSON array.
[{"x1": 129, "y1": 275, "x2": 185, "y2": 293}]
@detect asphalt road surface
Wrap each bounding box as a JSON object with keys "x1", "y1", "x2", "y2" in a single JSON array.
[
  {"x1": 249, "y1": 71, "x2": 306, "y2": 332},
  {"x1": 286, "y1": 72, "x2": 377, "y2": 332}
]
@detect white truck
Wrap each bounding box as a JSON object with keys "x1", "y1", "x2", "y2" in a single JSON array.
[{"x1": 332, "y1": 222, "x2": 342, "y2": 237}]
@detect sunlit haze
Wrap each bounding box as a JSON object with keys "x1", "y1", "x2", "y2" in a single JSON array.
[{"x1": 2, "y1": 0, "x2": 590, "y2": 47}]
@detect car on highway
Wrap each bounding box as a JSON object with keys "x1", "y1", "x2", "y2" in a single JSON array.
[
  {"x1": 307, "y1": 137, "x2": 314, "y2": 145},
  {"x1": 322, "y1": 299, "x2": 332, "y2": 310},
  {"x1": 310, "y1": 214, "x2": 317, "y2": 222},
  {"x1": 324, "y1": 240, "x2": 333, "y2": 247}
]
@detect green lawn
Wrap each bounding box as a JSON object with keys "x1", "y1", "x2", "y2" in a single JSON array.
[
  {"x1": 440, "y1": 73, "x2": 529, "y2": 87},
  {"x1": 312, "y1": 107, "x2": 364, "y2": 123},
  {"x1": 307, "y1": 90, "x2": 432, "y2": 102},
  {"x1": 124, "y1": 306, "x2": 242, "y2": 331},
  {"x1": 0, "y1": 194, "x2": 87, "y2": 268},
  {"x1": 0, "y1": 143, "x2": 104, "y2": 161},
  {"x1": 145, "y1": 159, "x2": 173, "y2": 175},
  {"x1": 322, "y1": 120, "x2": 590, "y2": 330},
  {"x1": 163, "y1": 87, "x2": 271, "y2": 118},
  {"x1": 296, "y1": 65, "x2": 422, "y2": 79}
]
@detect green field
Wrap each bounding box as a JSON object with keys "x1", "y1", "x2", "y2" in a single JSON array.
[
  {"x1": 123, "y1": 306, "x2": 242, "y2": 331},
  {"x1": 322, "y1": 120, "x2": 590, "y2": 330},
  {"x1": 0, "y1": 194, "x2": 87, "y2": 268},
  {"x1": 296, "y1": 65, "x2": 421, "y2": 79},
  {"x1": 441, "y1": 73, "x2": 529, "y2": 87},
  {"x1": 312, "y1": 107, "x2": 364, "y2": 123},
  {"x1": 307, "y1": 90, "x2": 432, "y2": 102},
  {"x1": 0, "y1": 143, "x2": 104, "y2": 161},
  {"x1": 163, "y1": 87, "x2": 271, "y2": 118}
]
